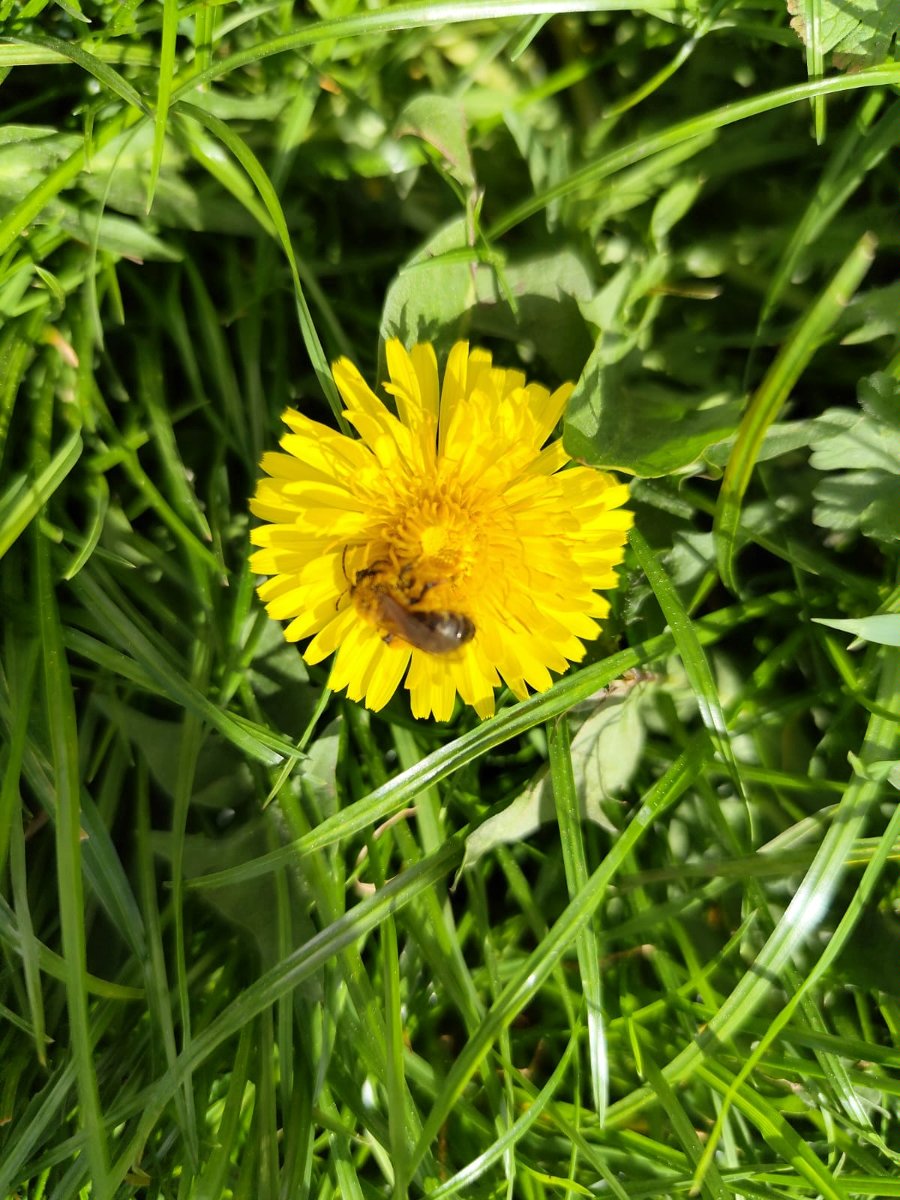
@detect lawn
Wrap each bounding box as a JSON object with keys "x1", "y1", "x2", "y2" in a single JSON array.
[{"x1": 2, "y1": 1, "x2": 900, "y2": 1197}]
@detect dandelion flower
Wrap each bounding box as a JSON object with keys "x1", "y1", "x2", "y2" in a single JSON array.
[{"x1": 250, "y1": 340, "x2": 632, "y2": 720}]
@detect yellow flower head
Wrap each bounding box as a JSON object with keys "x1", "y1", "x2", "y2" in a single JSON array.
[{"x1": 250, "y1": 340, "x2": 632, "y2": 720}]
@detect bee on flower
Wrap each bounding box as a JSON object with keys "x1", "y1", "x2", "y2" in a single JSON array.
[{"x1": 249, "y1": 340, "x2": 632, "y2": 720}]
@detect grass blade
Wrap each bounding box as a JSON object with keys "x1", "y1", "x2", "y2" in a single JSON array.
[{"x1": 714, "y1": 232, "x2": 876, "y2": 592}]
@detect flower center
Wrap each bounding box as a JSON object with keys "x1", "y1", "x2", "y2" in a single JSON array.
[{"x1": 383, "y1": 481, "x2": 480, "y2": 594}]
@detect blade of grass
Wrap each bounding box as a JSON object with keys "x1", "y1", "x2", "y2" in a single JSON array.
[
  {"x1": 605, "y1": 647, "x2": 900, "y2": 1131},
  {"x1": 630, "y1": 527, "x2": 745, "y2": 804},
  {"x1": 148, "y1": 0, "x2": 179, "y2": 211},
  {"x1": 548, "y1": 714, "x2": 607, "y2": 1120},
  {"x1": 407, "y1": 736, "x2": 709, "y2": 1176},
  {"x1": 0, "y1": 429, "x2": 82, "y2": 562},
  {"x1": 0, "y1": 895, "x2": 143, "y2": 1000},
  {"x1": 105, "y1": 834, "x2": 465, "y2": 1192},
  {"x1": 8, "y1": 32, "x2": 148, "y2": 115},
  {"x1": 759, "y1": 93, "x2": 900, "y2": 326},
  {"x1": 172, "y1": 101, "x2": 343, "y2": 427},
  {"x1": 714, "y1": 232, "x2": 876, "y2": 592},
  {"x1": 35, "y1": 530, "x2": 111, "y2": 1192},
  {"x1": 0, "y1": 313, "x2": 43, "y2": 474},
  {"x1": 8, "y1": 813, "x2": 48, "y2": 1067},
  {"x1": 66, "y1": 568, "x2": 288, "y2": 765},
  {"x1": 426, "y1": 1034, "x2": 578, "y2": 1199},
  {"x1": 638, "y1": 1044, "x2": 730, "y2": 1200},
  {"x1": 803, "y1": 0, "x2": 826, "y2": 143},
  {"x1": 134, "y1": 762, "x2": 198, "y2": 1171}
]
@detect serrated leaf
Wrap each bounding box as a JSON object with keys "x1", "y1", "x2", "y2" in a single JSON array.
[
  {"x1": 809, "y1": 376, "x2": 900, "y2": 473},
  {"x1": 703, "y1": 420, "x2": 816, "y2": 470},
  {"x1": 842, "y1": 282, "x2": 900, "y2": 346},
  {"x1": 787, "y1": 0, "x2": 900, "y2": 67},
  {"x1": 813, "y1": 470, "x2": 900, "y2": 542},
  {"x1": 808, "y1": 372, "x2": 900, "y2": 544}
]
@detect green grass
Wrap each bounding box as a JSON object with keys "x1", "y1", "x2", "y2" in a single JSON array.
[{"x1": 3, "y1": 1, "x2": 900, "y2": 1197}]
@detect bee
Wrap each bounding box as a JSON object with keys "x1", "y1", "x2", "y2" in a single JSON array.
[
  {"x1": 349, "y1": 558, "x2": 475, "y2": 655},
  {"x1": 371, "y1": 591, "x2": 475, "y2": 655}
]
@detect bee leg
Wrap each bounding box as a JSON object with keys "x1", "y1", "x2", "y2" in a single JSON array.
[
  {"x1": 407, "y1": 579, "x2": 438, "y2": 605},
  {"x1": 355, "y1": 557, "x2": 391, "y2": 586}
]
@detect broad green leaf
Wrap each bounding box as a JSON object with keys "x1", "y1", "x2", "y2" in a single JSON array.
[
  {"x1": 395, "y1": 94, "x2": 475, "y2": 188},
  {"x1": 380, "y1": 217, "x2": 477, "y2": 352},
  {"x1": 809, "y1": 375, "x2": 900, "y2": 473},
  {"x1": 564, "y1": 337, "x2": 742, "y2": 476},
  {"x1": 812, "y1": 470, "x2": 900, "y2": 543},
  {"x1": 471, "y1": 247, "x2": 595, "y2": 379},
  {"x1": 787, "y1": 0, "x2": 900, "y2": 67}
]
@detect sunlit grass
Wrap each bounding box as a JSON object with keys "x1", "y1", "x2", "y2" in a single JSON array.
[{"x1": 3, "y1": 2, "x2": 900, "y2": 1197}]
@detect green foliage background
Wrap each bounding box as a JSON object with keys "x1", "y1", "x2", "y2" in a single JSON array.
[{"x1": 3, "y1": 1, "x2": 900, "y2": 1197}]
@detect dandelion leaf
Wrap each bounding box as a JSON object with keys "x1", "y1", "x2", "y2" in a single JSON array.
[
  {"x1": 809, "y1": 373, "x2": 900, "y2": 543},
  {"x1": 472, "y1": 248, "x2": 595, "y2": 379},
  {"x1": 380, "y1": 217, "x2": 475, "y2": 350},
  {"x1": 564, "y1": 335, "x2": 741, "y2": 476},
  {"x1": 812, "y1": 470, "x2": 900, "y2": 542}
]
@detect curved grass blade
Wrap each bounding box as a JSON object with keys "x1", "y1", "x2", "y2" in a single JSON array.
[
  {"x1": 604, "y1": 648, "x2": 900, "y2": 1132},
  {"x1": 66, "y1": 568, "x2": 292, "y2": 765},
  {"x1": 426, "y1": 1034, "x2": 578, "y2": 1199},
  {"x1": 488, "y1": 67, "x2": 900, "y2": 239},
  {"x1": 172, "y1": 100, "x2": 342, "y2": 425},
  {"x1": 714, "y1": 232, "x2": 876, "y2": 592},
  {"x1": 630, "y1": 527, "x2": 744, "y2": 803},
  {"x1": 0, "y1": 895, "x2": 142, "y2": 1000},
  {"x1": 0, "y1": 430, "x2": 82, "y2": 562},
  {"x1": 105, "y1": 835, "x2": 465, "y2": 1194},
  {"x1": 8, "y1": 32, "x2": 148, "y2": 116}
]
